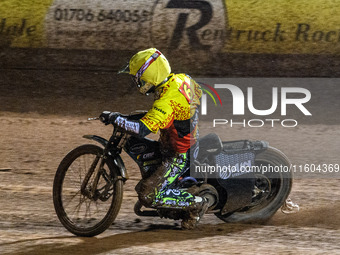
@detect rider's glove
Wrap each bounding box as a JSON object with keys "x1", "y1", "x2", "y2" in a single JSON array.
[{"x1": 99, "y1": 111, "x2": 120, "y2": 125}]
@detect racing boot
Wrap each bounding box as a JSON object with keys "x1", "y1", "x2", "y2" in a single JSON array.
[{"x1": 181, "y1": 196, "x2": 209, "y2": 230}]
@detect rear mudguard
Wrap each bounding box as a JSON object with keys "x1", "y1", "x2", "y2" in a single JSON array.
[{"x1": 83, "y1": 135, "x2": 128, "y2": 180}]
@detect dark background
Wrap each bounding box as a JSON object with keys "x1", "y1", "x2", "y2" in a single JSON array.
[{"x1": 1, "y1": 68, "x2": 338, "y2": 125}]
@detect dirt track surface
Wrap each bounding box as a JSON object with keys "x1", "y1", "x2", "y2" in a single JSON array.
[
  {"x1": 0, "y1": 69, "x2": 339, "y2": 254},
  {"x1": 0, "y1": 112, "x2": 339, "y2": 255}
]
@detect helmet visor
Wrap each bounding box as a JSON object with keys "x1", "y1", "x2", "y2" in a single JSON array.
[{"x1": 118, "y1": 63, "x2": 130, "y2": 74}]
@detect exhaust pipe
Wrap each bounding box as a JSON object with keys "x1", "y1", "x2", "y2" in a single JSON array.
[{"x1": 134, "y1": 201, "x2": 159, "y2": 217}]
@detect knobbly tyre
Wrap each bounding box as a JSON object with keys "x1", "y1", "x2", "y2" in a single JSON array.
[{"x1": 53, "y1": 112, "x2": 293, "y2": 237}]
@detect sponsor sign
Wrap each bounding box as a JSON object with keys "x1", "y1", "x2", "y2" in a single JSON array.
[
  {"x1": 224, "y1": 0, "x2": 340, "y2": 54},
  {"x1": 0, "y1": 0, "x2": 339, "y2": 54}
]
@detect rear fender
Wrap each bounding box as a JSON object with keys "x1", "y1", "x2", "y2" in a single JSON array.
[{"x1": 83, "y1": 135, "x2": 128, "y2": 180}]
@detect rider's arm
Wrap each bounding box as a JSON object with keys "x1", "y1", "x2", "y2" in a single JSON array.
[
  {"x1": 111, "y1": 99, "x2": 174, "y2": 137},
  {"x1": 114, "y1": 116, "x2": 152, "y2": 138},
  {"x1": 139, "y1": 99, "x2": 174, "y2": 133}
]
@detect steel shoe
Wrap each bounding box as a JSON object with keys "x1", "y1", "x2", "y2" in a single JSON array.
[
  {"x1": 281, "y1": 198, "x2": 300, "y2": 214},
  {"x1": 181, "y1": 197, "x2": 209, "y2": 230}
]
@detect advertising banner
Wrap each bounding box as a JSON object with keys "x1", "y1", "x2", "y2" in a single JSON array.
[{"x1": 1, "y1": 0, "x2": 339, "y2": 54}]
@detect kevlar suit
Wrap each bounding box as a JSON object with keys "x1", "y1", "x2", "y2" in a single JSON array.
[{"x1": 137, "y1": 73, "x2": 202, "y2": 209}]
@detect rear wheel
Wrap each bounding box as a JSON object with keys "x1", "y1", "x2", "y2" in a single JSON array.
[
  {"x1": 53, "y1": 144, "x2": 123, "y2": 237},
  {"x1": 216, "y1": 147, "x2": 292, "y2": 223}
]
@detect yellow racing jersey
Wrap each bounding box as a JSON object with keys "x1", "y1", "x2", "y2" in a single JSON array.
[{"x1": 140, "y1": 73, "x2": 202, "y2": 153}]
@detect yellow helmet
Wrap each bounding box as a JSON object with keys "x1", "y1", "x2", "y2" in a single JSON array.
[{"x1": 128, "y1": 48, "x2": 171, "y2": 95}]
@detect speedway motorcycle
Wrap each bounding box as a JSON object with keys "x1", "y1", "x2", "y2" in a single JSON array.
[{"x1": 53, "y1": 112, "x2": 293, "y2": 237}]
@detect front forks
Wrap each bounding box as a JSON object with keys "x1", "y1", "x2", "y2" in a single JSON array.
[{"x1": 81, "y1": 153, "x2": 105, "y2": 200}]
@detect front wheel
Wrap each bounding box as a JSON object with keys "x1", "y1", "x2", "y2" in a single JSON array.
[
  {"x1": 216, "y1": 146, "x2": 292, "y2": 223},
  {"x1": 53, "y1": 144, "x2": 123, "y2": 237}
]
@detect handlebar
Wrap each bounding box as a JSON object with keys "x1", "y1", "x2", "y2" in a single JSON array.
[
  {"x1": 87, "y1": 110, "x2": 148, "y2": 122},
  {"x1": 88, "y1": 117, "x2": 100, "y2": 121},
  {"x1": 86, "y1": 111, "x2": 148, "y2": 152}
]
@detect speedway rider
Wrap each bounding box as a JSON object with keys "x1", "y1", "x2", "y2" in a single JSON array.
[{"x1": 99, "y1": 48, "x2": 208, "y2": 229}]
